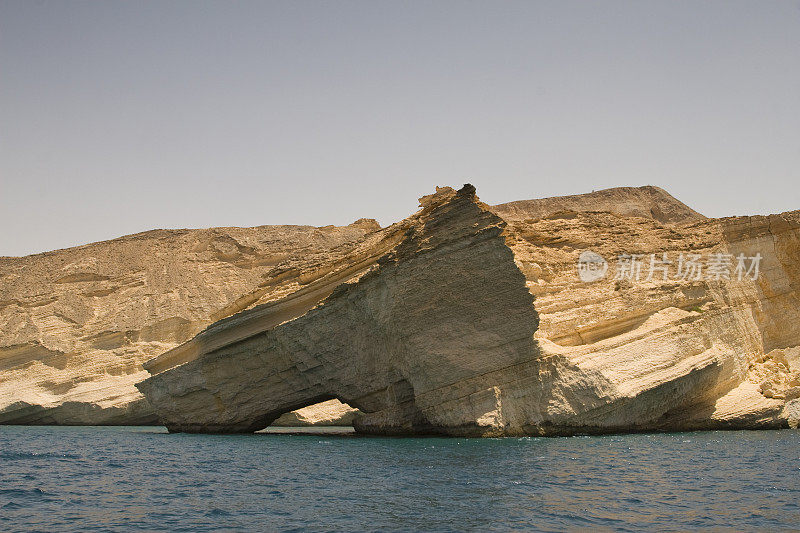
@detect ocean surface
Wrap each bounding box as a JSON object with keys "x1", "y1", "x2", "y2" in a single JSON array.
[{"x1": 0, "y1": 426, "x2": 798, "y2": 532}]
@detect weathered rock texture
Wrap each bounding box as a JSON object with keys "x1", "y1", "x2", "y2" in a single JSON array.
[
  {"x1": 137, "y1": 185, "x2": 541, "y2": 433},
  {"x1": 508, "y1": 205, "x2": 800, "y2": 434},
  {"x1": 4, "y1": 184, "x2": 799, "y2": 434},
  {"x1": 273, "y1": 399, "x2": 359, "y2": 427},
  {"x1": 0, "y1": 221, "x2": 379, "y2": 424},
  {"x1": 492, "y1": 185, "x2": 705, "y2": 224},
  {"x1": 136, "y1": 185, "x2": 800, "y2": 435}
]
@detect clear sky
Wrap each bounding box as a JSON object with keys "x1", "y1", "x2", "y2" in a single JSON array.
[{"x1": 1, "y1": 1, "x2": 798, "y2": 257}]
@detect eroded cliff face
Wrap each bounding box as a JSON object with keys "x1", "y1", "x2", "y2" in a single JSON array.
[
  {"x1": 507, "y1": 209, "x2": 800, "y2": 434},
  {"x1": 137, "y1": 185, "x2": 543, "y2": 434},
  {"x1": 4, "y1": 184, "x2": 799, "y2": 434},
  {"x1": 136, "y1": 186, "x2": 800, "y2": 435},
  {"x1": 0, "y1": 222, "x2": 379, "y2": 424}
]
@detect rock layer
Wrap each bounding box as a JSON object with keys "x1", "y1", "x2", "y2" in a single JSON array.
[
  {"x1": 137, "y1": 185, "x2": 542, "y2": 433},
  {"x1": 137, "y1": 185, "x2": 800, "y2": 435},
  {"x1": 3, "y1": 184, "x2": 799, "y2": 434},
  {"x1": 491, "y1": 185, "x2": 705, "y2": 224},
  {"x1": 272, "y1": 399, "x2": 359, "y2": 427},
  {"x1": 0, "y1": 221, "x2": 379, "y2": 424}
]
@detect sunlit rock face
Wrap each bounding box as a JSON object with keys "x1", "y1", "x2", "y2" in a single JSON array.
[
  {"x1": 137, "y1": 185, "x2": 543, "y2": 434},
  {"x1": 491, "y1": 185, "x2": 706, "y2": 225},
  {"x1": 137, "y1": 185, "x2": 800, "y2": 436},
  {"x1": 272, "y1": 399, "x2": 358, "y2": 427},
  {"x1": 3, "y1": 182, "x2": 799, "y2": 434},
  {"x1": 0, "y1": 219, "x2": 379, "y2": 425},
  {"x1": 508, "y1": 205, "x2": 800, "y2": 434}
]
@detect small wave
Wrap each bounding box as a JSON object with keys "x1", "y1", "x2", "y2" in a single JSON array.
[
  {"x1": 0, "y1": 488, "x2": 46, "y2": 497},
  {"x1": 0, "y1": 488, "x2": 50, "y2": 503},
  {"x1": 0, "y1": 451, "x2": 79, "y2": 461},
  {"x1": 2, "y1": 501, "x2": 23, "y2": 510}
]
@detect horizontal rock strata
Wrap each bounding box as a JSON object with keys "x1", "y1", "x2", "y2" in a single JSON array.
[
  {"x1": 3, "y1": 183, "x2": 798, "y2": 434},
  {"x1": 137, "y1": 185, "x2": 800, "y2": 435},
  {"x1": 0, "y1": 221, "x2": 379, "y2": 424},
  {"x1": 137, "y1": 185, "x2": 543, "y2": 433}
]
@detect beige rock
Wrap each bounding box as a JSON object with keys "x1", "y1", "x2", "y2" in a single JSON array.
[
  {"x1": 0, "y1": 221, "x2": 380, "y2": 424},
  {"x1": 136, "y1": 185, "x2": 800, "y2": 435},
  {"x1": 272, "y1": 399, "x2": 359, "y2": 427},
  {"x1": 784, "y1": 399, "x2": 800, "y2": 429},
  {"x1": 785, "y1": 387, "x2": 800, "y2": 402},
  {"x1": 4, "y1": 183, "x2": 800, "y2": 434},
  {"x1": 491, "y1": 185, "x2": 705, "y2": 224}
]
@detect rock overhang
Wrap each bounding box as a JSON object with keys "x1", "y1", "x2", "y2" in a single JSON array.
[
  {"x1": 137, "y1": 184, "x2": 544, "y2": 434},
  {"x1": 128, "y1": 185, "x2": 800, "y2": 435}
]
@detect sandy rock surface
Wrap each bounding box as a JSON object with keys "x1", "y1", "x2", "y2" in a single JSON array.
[
  {"x1": 137, "y1": 185, "x2": 800, "y2": 435},
  {"x1": 0, "y1": 221, "x2": 378, "y2": 424},
  {"x1": 4, "y1": 184, "x2": 799, "y2": 435}
]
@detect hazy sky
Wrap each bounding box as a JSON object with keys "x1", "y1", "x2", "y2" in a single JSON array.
[{"x1": 1, "y1": 1, "x2": 799, "y2": 257}]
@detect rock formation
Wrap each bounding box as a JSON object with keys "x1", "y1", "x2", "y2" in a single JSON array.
[
  {"x1": 492, "y1": 185, "x2": 705, "y2": 224},
  {"x1": 3, "y1": 184, "x2": 799, "y2": 435},
  {"x1": 0, "y1": 221, "x2": 379, "y2": 424},
  {"x1": 272, "y1": 399, "x2": 359, "y2": 427},
  {"x1": 136, "y1": 185, "x2": 800, "y2": 435}
]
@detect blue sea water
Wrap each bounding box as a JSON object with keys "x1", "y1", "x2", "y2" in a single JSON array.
[{"x1": 0, "y1": 426, "x2": 798, "y2": 532}]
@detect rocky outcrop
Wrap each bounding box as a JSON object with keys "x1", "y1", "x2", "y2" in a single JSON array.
[
  {"x1": 491, "y1": 185, "x2": 705, "y2": 224},
  {"x1": 0, "y1": 222, "x2": 380, "y2": 424},
  {"x1": 136, "y1": 185, "x2": 800, "y2": 435},
  {"x1": 4, "y1": 183, "x2": 799, "y2": 434},
  {"x1": 0, "y1": 185, "x2": 702, "y2": 426},
  {"x1": 137, "y1": 185, "x2": 542, "y2": 433},
  {"x1": 510, "y1": 206, "x2": 800, "y2": 434},
  {"x1": 272, "y1": 399, "x2": 359, "y2": 427}
]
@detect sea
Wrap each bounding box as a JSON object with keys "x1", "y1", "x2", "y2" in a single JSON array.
[{"x1": 0, "y1": 426, "x2": 798, "y2": 532}]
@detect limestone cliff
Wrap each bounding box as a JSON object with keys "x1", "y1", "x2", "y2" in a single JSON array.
[
  {"x1": 136, "y1": 185, "x2": 800, "y2": 435},
  {"x1": 0, "y1": 222, "x2": 379, "y2": 424},
  {"x1": 137, "y1": 185, "x2": 543, "y2": 433},
  {"x1": 508, "y1": 207, "x2": 800, "y2": 433},
  {"x1": 3, "y1": 184, "x2": 799, "y2": 434}
]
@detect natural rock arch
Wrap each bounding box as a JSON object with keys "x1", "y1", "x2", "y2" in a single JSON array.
[{"x1": 137, "y1": 185, "x2": 543, "y2": 434}]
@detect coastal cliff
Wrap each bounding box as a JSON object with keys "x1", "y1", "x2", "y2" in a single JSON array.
[
  {"x1": 137, "y1": 185, "x2": 800, "y2": 435},
  {"x1": 3, "y1": 184, "x2": 799, "y2": 434},
  {"x1": 0, "y1": 221, "x2": 378, "y2": 424}
]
